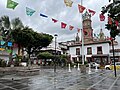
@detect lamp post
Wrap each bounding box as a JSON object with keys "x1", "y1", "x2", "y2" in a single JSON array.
[
  {"x1": 80, "y1": 0, "x2": 84, "y2": 65},
  {"x1": 54, "y1": 34, "x2": 58, "y2": 73}
]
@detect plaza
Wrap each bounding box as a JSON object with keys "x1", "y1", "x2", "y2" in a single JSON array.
[
  {"x1": 0, "y1": 67, "x2": 120, "y2": 90},
  {"x1": 0, "y1": 0, "x2": 120, "y2": 90}
]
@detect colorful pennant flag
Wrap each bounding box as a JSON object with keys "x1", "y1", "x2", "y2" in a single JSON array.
[
  {"x1": 109, "y1": 37, "x2": 113, "y2": 40},
  {"x1": 78, "y1": 4, "x2": 86, "y2": 13},
  {"x1": 115, "y1": 20, "x2": 119, "y2": 26},
  {"x1": 8, "y1": 42, "x2": 12, "y2": 46},
  {"x1": 13, "y1": 43, "x2": 18, "y2": 48},
  {"x1": 1, "y1": 41, "x2": 5, "y2": 45},
  {"x1": 106, "y1": 36, "x2": 112, "y2": 40},
  {"x1": 88, "y1": 9, "x2": 96, "y2": 16},
  {"x1": 108, "y1": 16, "x2": 112, "y2": 25},
  {"x1": 40, "y1": 13, "x2": 48, "y2": 18},
  {"x1": 69, "y1": 25, "x2": 74, "y2": 30},
  {"x1": 64, "y1": 0, "x2": 73, "y2": 7},
  {"x1": 6, "y1": 49, "x2": 12, "y2": 53},
  {"x1": 0, "y1": 36, "x2": 3, "y2": 40},
  {"x1": 6, "y1": 0, "x2": 18, "y2": 9},
  {"x1": 61, "y1": 22, "x2": 67, "y2": 29},
  {"x1": 77, "y1": 28, "x2": 80, "y2": 33},
  {"x1": 99, "y1": 13, "x2": 105, "y2": 21},
  {"x1": 52, "y1": 18, "x2": 58, "y2": 23},
  {"x1": 26, "y1": 7, "x2": 35, "y2": 16},
  {"x1": 0, "y1": 48, "x2": 5, "y2": 51}
]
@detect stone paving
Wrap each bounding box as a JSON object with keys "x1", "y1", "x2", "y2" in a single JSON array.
[{"x1": 0, "y1": 68, "x2": 120, "y2": 90}]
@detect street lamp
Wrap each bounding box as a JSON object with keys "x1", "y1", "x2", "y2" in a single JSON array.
[{"x1": 54, "y1": 34, "x2": 58, "y2": 73}]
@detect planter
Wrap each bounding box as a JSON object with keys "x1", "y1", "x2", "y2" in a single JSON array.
[{"x1": 80, "y1": 64, "x2": 86, "y2": 73}]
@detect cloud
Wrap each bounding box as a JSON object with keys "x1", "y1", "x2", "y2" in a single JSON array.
[{"x1": 0, "y1": 0, "x2": 114, "y2": 43}]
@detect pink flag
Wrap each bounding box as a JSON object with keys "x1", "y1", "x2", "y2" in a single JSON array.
[
  {"x1": 61, "y1": 22, "x2": 67, "y2": 29},
  {"x1": 115, "y1": 20, "x2": 119, "y2": 26},
  {"x1": 69, "y1": 25, "x2": 74, "y2": 30},
  {"x1": 108, "y1": 16, "x2": 112, "y2": 25},
  {"x1": 52, "y1": 18, "x2": 58, "y2": 23},
  {"x1": 77, "y1": 28, "x2": 80, "y2": 33},
  {"x1": 78, "y1": 4, "x2": 86, "y2": 13},
  {"x1": 99, "y1": 13, "x2": 105, "y2": 21},
  {"x1": 88, "y1": 9, "x2": 96, "y2": 16}
]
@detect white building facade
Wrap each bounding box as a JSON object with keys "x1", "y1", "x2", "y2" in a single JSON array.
[{"x1": 59, "y1": 11, "x2": 120, "y2": 66}]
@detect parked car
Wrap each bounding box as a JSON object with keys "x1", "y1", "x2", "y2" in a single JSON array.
[
  {"x1": 105, "y1": 62, "x2": 120, "y2": 70},
  {"x1": 90, "y1": 62, "x2": 100, "y2": 69}
]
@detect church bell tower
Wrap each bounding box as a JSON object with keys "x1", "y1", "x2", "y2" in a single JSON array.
[{"x1": 82, "y1": 11, "x2": 93, "y2": 42}]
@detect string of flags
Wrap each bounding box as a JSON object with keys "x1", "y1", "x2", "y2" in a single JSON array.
[
  {"x1": 6, "y1": 0, "x2": 119, "y2": 33},
  {"x1": 0, "y1": 40, "x2": 13, "y2": 53},
  {"x1": 6, "y1": 1, "x2": 81, "y2": 33},
  {"x1": 39, "y1": 13, "x2": 81, "y2": 32},
  {"x1": 99, "y1": 13, "x2": 119, "y2": 26}
]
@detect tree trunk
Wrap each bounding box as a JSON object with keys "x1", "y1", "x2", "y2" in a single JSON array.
[
  {"x1": 27, "y1": 48, "x2": 31, "y2": 69},
  {"x1": 9, "y1": 47, "x2": 13, "y2": 67}
]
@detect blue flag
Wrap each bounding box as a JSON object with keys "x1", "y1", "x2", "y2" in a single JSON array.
[
  {"x1": 26, "y1": 7, "x2": 35, "y2": 16},
  {"x1": 8, "y1": 42, "x2": 12, "y2": 46},
  {"x1": 40, "y1": 13, "x2": 48, "y2": 18}
]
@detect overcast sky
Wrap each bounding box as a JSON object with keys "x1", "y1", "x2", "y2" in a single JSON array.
[{"x1": 1, "y1": 0, "x2": 119, "y2": 44}]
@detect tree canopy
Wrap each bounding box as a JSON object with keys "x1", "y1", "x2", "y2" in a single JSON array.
[
  {"x1": 0, "y1": 15, "x2": 53, "y2": 64},
  {"x1": 101, "y1": 1, "x2": 120, "y2": 39},
  {"x1": 37, "y1": 52, "x2": 53, "y2": 59},
  {"x1": 11, "y1": 26, "x2": 53, "y2": 55}
]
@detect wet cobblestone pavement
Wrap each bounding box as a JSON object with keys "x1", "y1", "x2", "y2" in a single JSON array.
[{"x1": 0, "y1": 68, "x2": 120, "y2": 90}]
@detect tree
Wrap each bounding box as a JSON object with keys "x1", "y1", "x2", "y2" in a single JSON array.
[
  {"x1": 101, "y1": 0, "x2": 120, "y2": 77},
  {"x1": 37, "y1": 52, "x2": 53, "y2": 65},
  {"x1": 11, "y1": 27, "x2": 53, "y2": 65},
  {"x1": 101, "y1": 1, "x2": 120, "y2": 39},
  {"x1": 0, "y1": 16, "x2": 24, "y2": 63}
]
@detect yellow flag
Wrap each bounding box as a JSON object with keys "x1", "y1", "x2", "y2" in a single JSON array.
[
  {"x1": 64, "y1": 0, "x2": 73, "y2": 7},
  {"x1": 0, "y1": 48, "x2": 5, "y2": 51}
]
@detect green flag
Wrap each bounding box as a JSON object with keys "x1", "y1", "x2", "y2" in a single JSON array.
[
  {"x1": 7, "y1": 49, "x2": 12, "y2": 53},
  {"x1": 6, "y1": 0, "x2": 18, "y2": 9},
  {"x1": 0, "y1": 36, "x2": 3, "y2": 40},
  {"x1": 26, "y1": 7, "x2": 36, "y2": 16}
]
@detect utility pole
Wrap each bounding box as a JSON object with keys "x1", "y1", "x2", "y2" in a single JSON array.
[{"x1": 111, "y1": 38, "x2": 117, "y2": 77}]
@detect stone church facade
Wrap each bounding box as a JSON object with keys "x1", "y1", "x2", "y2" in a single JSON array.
[{"x1": 59, "y1": 11, "x2": 120, "y2": 66}]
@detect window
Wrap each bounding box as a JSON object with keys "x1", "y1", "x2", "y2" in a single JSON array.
[
  {"x1": 72, "y1": 57, "x2": 77, "y2": 63},
  {"x1": 87, "y1": 47, "x2": 92, "y2": 54},
  {"x1": 97, "y1": 46, "x2": 102, "y2": 54},
  {"x1": 76, "y1": 48, "x2": 80, "y2": 55}
]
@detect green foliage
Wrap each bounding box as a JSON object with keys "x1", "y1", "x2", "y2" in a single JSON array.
[
  {"x1": 11, "y1": 27, "x2": 53, "y2": 55},
  {"x1": 37, "y1": 52, "x2": 53, "y2": 59},
  {"x1": 101, "y1": 1, "x2": 120, "y2": 39},
  {"x1": 14, "y1": 54, "x2": 22, "y2": 66}
]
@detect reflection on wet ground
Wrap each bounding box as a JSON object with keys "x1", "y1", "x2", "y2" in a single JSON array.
[{"x1": 0, "y1": 68, "x2": 120, "y2": 90}]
